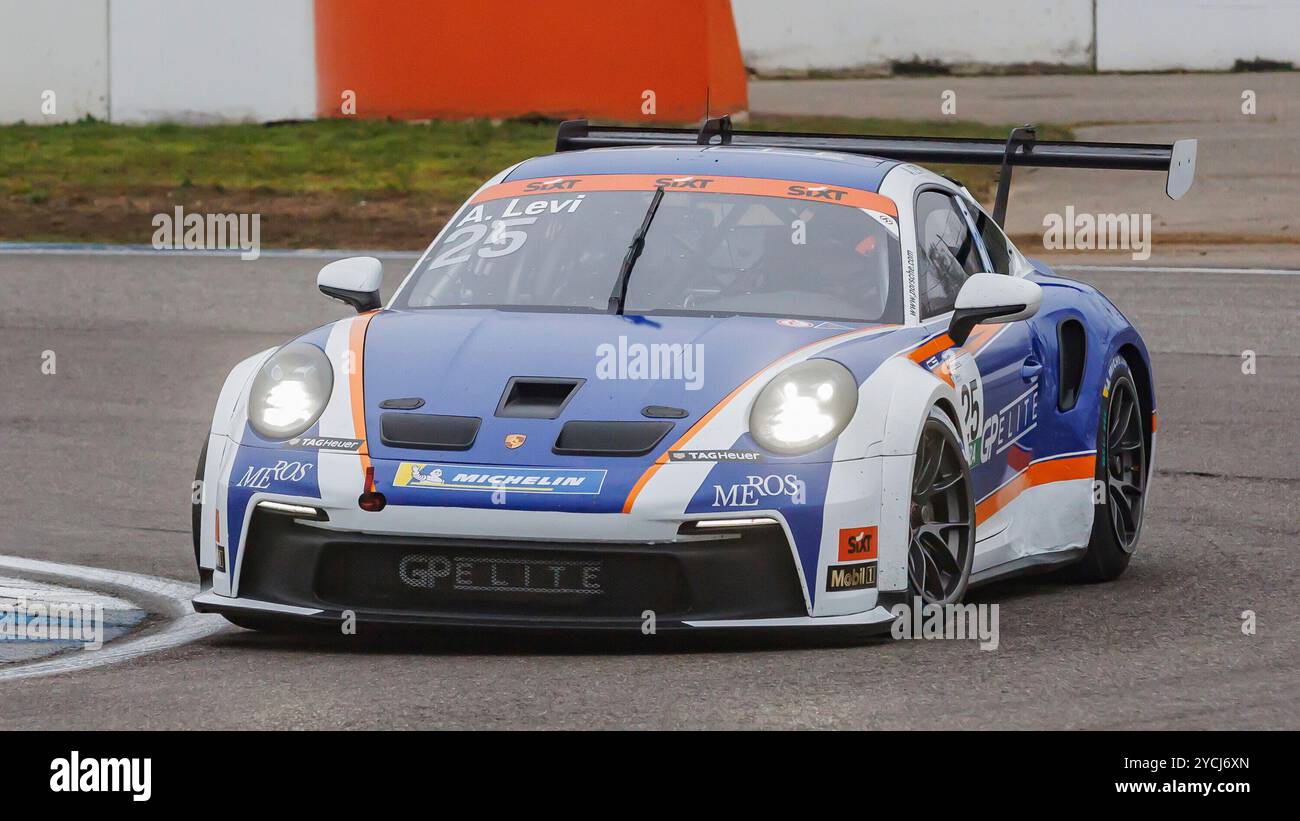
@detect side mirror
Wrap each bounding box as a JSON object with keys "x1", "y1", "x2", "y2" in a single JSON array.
[
  {"x1": 318, "y1": 256, "x2": 382, "y2": 312},
  {"x1": 949, "y1": 273, "x2": 1042, "y2": 346}
]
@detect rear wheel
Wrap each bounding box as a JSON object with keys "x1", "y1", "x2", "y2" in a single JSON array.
[
  {"x1": 1068, "y1": 357, "x2": 1147, "y2": 582},
  {"x1": 907, "y1": 410, "x2": 975, "y2": 605}
]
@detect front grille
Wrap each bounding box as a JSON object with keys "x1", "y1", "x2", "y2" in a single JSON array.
[
  {"x1": 236, "y1": 511, "x2": 806, "y2": 624},
  {"x1": 552, "y1": 420, "x2": 674, "y2": 456},
  {"x1": 380, "y1": 412, "x2": 481, "y2": 450},
  {"x1": 316, "y1": 542, "x2": 688, "y2": 617}
]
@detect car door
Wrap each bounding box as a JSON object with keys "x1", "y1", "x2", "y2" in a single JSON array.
[{"x1": 914, "y1": 188, "x2": 1042, "y2": 536}]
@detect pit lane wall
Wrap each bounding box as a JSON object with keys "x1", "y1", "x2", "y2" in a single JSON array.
[
  {"x1": 1, "y1": 0, "x2": 1297, "y2": 124},
  {"x1": 0, "y1": 0, "x2": 744, "y2": 124}
]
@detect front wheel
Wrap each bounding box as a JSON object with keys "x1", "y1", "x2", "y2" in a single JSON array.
[
  {"x1": 907, "y1": 410, "x2": 976, "y2": 605},
  {"x1": 1068, "y1": 357, "x2": 1147, "y2": 582}
]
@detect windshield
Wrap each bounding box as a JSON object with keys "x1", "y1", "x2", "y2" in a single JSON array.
[{"x1": 394, "y1": 175, "x2": 903, "y2": 323}]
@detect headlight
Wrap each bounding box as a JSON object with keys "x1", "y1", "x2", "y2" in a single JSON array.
[
  {"x1": 749, "y1": 359, "x2": 858, "y2": 455},
  {"x1": 247, "y1": 343, "x2": 334, "y2": 440}
]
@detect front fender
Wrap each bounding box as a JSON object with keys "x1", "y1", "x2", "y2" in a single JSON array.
[
  {"x1": 862, "y1": 357, "x2": 956, "y2": 596},
  {"x1": 210, "y1": 347, "x2": 275, "y2": 439}
]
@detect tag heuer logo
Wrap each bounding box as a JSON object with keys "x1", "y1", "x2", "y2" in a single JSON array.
[{"x1": 504, "y1": 434, "x2": 527, "y2": 449}]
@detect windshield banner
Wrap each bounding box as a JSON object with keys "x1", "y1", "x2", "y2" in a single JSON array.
[{"x1": 471, "y1": 174, "x2": 897, "y2": 216}]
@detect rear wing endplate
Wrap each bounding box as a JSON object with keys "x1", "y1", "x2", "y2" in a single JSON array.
[{"x1": 556, "y1": 118, "x2": 1197, "y2": 225}]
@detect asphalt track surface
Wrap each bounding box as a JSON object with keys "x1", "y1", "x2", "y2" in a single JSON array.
[{"x1": 0, "y1": 250, "x2": 1295, "y2": 729}]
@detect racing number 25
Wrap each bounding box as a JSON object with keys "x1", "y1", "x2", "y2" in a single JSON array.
[
  {"x1": 427, "y1": 217, "x2": 537, "y2": 270},
  {"x1": 959, "y1": 379, "x2": 981, "y2": 446}
]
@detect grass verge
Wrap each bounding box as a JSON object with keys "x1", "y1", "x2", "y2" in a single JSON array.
[{"x1": 0, "y1": 115, "x2": 1071, "y2": 249}]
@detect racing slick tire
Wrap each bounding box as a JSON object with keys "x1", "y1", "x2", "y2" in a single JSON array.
[
  {"x1": 1067, "y1": 356, "x2": 1147, "y2": 582},
  {"x1": 907, "y1": 409, "x2": 976, "y2": 605}
]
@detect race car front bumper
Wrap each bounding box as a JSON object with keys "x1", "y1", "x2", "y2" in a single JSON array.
[{"x1": 192, "y1": 506, "x2": 903, "y2": 632}]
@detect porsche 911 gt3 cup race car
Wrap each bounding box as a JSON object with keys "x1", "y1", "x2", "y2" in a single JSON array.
[{"x1": 192, "y1": 119, "x2": 1196, "y2": 634}]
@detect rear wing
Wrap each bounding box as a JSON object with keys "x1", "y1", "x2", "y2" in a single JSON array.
[{"x1": 555, "y1": 118, "x2": 1197, "y2": 225}]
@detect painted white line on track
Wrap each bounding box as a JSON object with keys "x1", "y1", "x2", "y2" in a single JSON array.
[
  {"x1": 0, "y1": 577, "x2": 138, "y2": 611},
  {"x1": 3, "y1": 244, "x2": 1293, "y2": 274},
  {"x1": 0, "y1": 555, "x2": 230, "y2": 683},
  {"x1": 1053, "y1": 264, "x2": 1300, "y2": 276}
]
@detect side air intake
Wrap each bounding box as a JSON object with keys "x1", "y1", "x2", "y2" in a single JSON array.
[
  {"x1": 380, "y1": 413, "x2": 481, "y2": 450},
  {"x1": 553, "y1": 421, "x2": 674, "y2": 456}
]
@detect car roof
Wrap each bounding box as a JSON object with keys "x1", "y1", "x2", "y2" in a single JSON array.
[{"x1": 505, "y1": 146, "x2": 901, "y2": 194}]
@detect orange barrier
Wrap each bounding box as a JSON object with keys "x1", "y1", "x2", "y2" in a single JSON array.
[{"x1": 314, "y1": 0, "x2": 747, "y2": 121}]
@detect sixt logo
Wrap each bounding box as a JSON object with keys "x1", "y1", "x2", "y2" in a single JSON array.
[
  {"x1": 523, "y1": 177, "x2": 580, "y2": 192},
  {"x1": 654, "y1": 176, "x2": 714, "y2": 189},
  {"x1": 787, "y1": 184, "x2": 847, "y2": 201},
  {"x1": 235, "y1": 460, "x2": 313, "y2": 489},
  {"x1": 838, "y1": 526, "x2": 878, "y2": 562}
]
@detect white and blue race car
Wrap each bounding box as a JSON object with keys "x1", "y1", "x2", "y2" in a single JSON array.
[{"x1": 192, "y1": 119, "x2": 1196, "y2": 634}]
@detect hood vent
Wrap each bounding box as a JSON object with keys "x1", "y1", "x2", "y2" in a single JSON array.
[
  {"x1": 553, "y1": 421, "x2": 674, "y2": 456},
  {"x1": 381, "y1": 413, "x2": 481, "y2": 451},
  {"x1": 496, "y1": 377, "x2": 584, "y2": 419}
]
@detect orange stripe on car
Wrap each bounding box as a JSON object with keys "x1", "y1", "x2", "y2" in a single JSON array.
[
  {"x1": 907, "y1": 333, "x2": 954, "y2": 364},
  {"x1": 348, "y1": 311, "x2": 379, "y2": 476},
  {"x1": 975, "y1": 454, "x2": 1095, "y2": 526},
  {"x1": 907, "y1": 324, "x2": 1001, "y2": 363},
  {"x1": 471, "y1": 174, "x2": 898, "y2": 217}
]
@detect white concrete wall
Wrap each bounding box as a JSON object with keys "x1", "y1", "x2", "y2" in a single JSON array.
[
  {"x1": 1097, "y1": 0, "x2": 1300, "y2": 71},
  {"x1": 108, "y1": 0, "x2": 316, "y2": 123},
  {"x1": 2, "y1": 1, "x2": 1298, "y2": 123},
  {"x1": 731, "y1": 0, "x2": 1096, "y2": 73},
  {"x1": 0, "y1": 0, "x2": 109, "y2": 123}
]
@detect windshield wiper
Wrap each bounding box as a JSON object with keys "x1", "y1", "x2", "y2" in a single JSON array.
[{"x1": 607, "y1": 186, "x2": 666, "y2": 315}]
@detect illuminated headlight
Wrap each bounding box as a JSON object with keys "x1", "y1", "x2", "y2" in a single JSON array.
[
  {"x1": 749, "y1": 359, "x2": 858, "y2": 455},
  {"x1": 247, "y1": 343, "x2": 334, "y2": 440}
]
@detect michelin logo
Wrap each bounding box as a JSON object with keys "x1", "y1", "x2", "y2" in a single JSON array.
[{"x1": 395, "y1": 462, "x2": 606, "y2": 495}]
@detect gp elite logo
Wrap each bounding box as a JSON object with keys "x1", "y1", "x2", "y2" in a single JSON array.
[{"x1": 975, "y1": 384, "x2": 1039, "y2": 467}]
